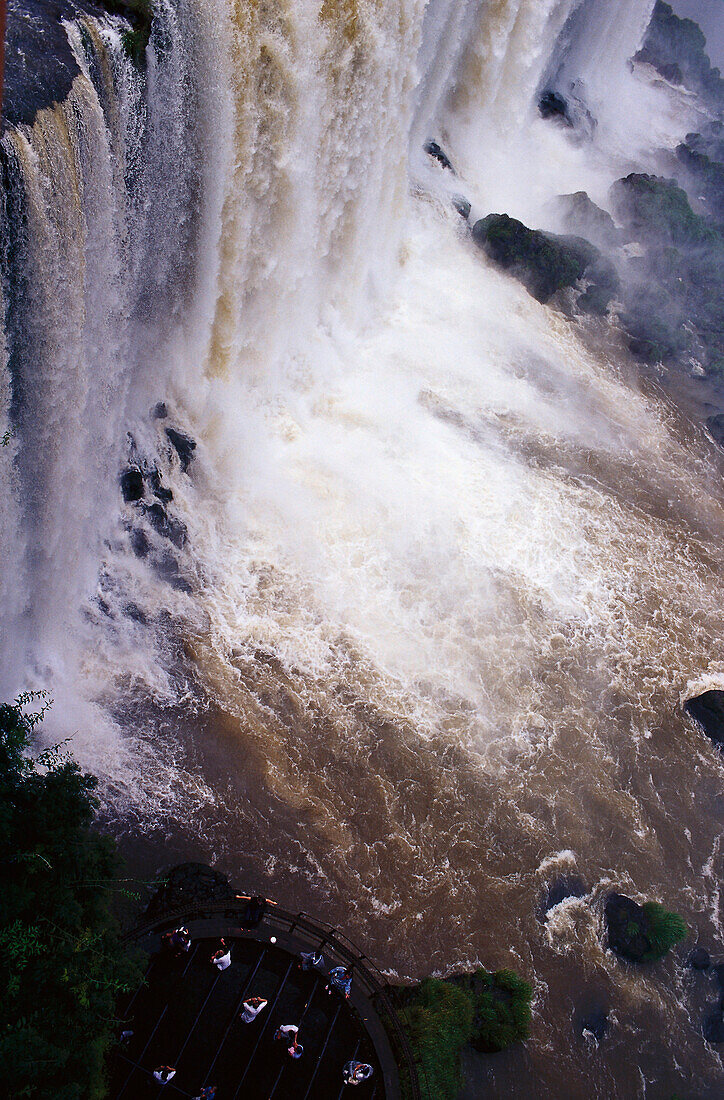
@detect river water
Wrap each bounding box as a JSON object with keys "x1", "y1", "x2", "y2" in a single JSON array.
[{"x1": 1, "y1": 0, "x2": 723, "y2": 1095}]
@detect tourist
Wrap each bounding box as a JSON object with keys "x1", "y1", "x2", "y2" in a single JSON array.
[
  {"x1": 326, "y1": 965, "x2": 353, "y2": 998},
  {"x1": 193, "y1": 1087, "x2": 217, "y2": 1100},
  {"x1": 210, "y1": 938, "x2": 231, "y2": 970},
  {"x1": 240, "y1": 895, "x2": 266, "y2": 928},
  {"x1": 163, "y1": 926, "x2": 191, "y2": 955},
  {"x1": 274, "y1": 1023, "x2": 304, "y2": 1058},
  {"x1": 299, "y1": 948, "x2": 325, "y2": 971},
  {"x1": 153, "y1": 1065, "x2": 176, "y2": 1084},
  {"x1": 343, "y1": 1060, "x2": 374, "y2": 1085},
  {"x1": 240, "y1": 995, "x2": 268, "y2": 1022}
]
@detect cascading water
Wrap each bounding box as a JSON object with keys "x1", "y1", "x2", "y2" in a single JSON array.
[{"x1": 2, "y1": 0, "x2": 724, "y2": 1095}]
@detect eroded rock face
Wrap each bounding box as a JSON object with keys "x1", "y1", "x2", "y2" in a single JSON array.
[
  {"x1": 120, "y1": 466, "x2": 145, "y2": 502},
  {"x1": 472, "y1": 213, "x2": 609, "y2": 306},
  {"x1": 684, "y1": 691, "x2": 724, "y2": 748},
  {"x1": 166, "y1": 427, "x2": 197, "y2": 473},
  {"x1": 538, "y1": 90, "x2": 571, "y2": 125},
  {"x1": 423, "y1": 139, "x2": 455, "y2": 173},
  {"x1": 143, "y1": 862, "x2": 237, "y2": 920}
]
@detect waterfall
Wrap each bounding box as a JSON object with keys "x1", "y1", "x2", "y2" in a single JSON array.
[{"x1": 2, "y1": 1, "x2": 724, "y2": 1093}]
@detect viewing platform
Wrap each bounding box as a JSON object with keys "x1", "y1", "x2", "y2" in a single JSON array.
[{"x1": 108, "y1": 893, "x2": 421, "y2": 1100}]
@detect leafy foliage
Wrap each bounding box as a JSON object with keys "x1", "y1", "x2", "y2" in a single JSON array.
[
  {"x1": 455, "y1": 968, "x2": 533, "y2": 1053},
  {"x1": 398, "y1": 978, "x2": 474, "y2": 1100},
  {"x1": 641, "y1": 902, "x2": 688, "y2": 960},
  {"x1": 398, "y1": 967, "x2": 533, "y2": 1098},
  {"x1": 0, "y1": 695, "x2": 141, "y2": 1099}
]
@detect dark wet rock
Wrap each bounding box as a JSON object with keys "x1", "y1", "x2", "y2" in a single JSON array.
[
  {"x1": 130, "y1": 527, "x2": 150, "y2": 558},
  {"x1": 539, "y1": 875, "x2": 587, "y2": 920},
  {"x1": 124, "y1": 602, "x2": 147, "y2": 624},
  {"x1": 605, "y1": 894, "x2": 651, "y2": 962},
  {"x1": 424, "y1": 140, "x2": 455, "y2": 173},
  {"x1": 635, "y1": 2, "x2": 724, "y2": 111},
  {"x1": 684, "y1": 690, "x2": 724, "y2": 748},
  {"x1": 472, "y1": 213, "x2": 601, "y2": 304},
  {"x1": 578, "y1": 1007, "x2": 609, "y2": 1043},
  {"x1": 705, "y1": 416, "x2": 724, "y2": 448},
  {"x1": 452, "y1": 195, "x2": 471, "y2": 220},
  {"x1": 153, "y1": 401, "x2": 168, "y2": 419},
  {"x1": 165, "y1": 427, "x2": 197, "y2": 473},
  {"x1": 688, "y1": 947, "x2": 711, "y2": 970},
  {"x1": 538, "y1": 90, "x2": 572, "y2": 125},
  {"x1": 703, "y1": 1006, "x2": 724, "y2": 1043},
  {"x1": 604, "y1": 892, "x2": 687, "y2": 962},
  {"x1": 143, "y1": 862, "x2": 237, "y2": 921},
  {"x1": 147, "y1": 467, "x2": 173, "y2": 503},
  {"x1": 120, "y1": 466, "x2": 145, "y2": 503},
  {"x1": 146, "y1": 502, "x2": 187, "y2": 548},
  {"x1": 554, "y1": 192, "x2": 621, "y2": 249},
  {"x1": 3, "y1": 0, "x2": 151, "y2": 129},
  {"x1": 151, "y1": 550, "x2": 192, "y2": 592}
]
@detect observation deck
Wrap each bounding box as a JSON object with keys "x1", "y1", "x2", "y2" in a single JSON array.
[{"x1": 108, "y1": 896, "x2": 421, "y2": 1100}]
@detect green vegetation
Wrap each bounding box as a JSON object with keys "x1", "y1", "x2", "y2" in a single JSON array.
[
  {"x1": 453, "y1": 968, "x2": 533, "y2": 1053},
  {"x1": 98, "y1": 0, "x2": 153, "y2": 66},
  {"x1": 0, "y1": 694, "x2": 142, "y2": 1099},
  {"x1": 640, "y1": 902, "x2": 688, "y2": 960},
  {"x1": 605, "y1": 893, "x2": 688, "y2": 963},
  {"x1": 472, "y1": 213, "x2": 597, "y2": 303},
  {"x1": 398, "y1": 968, "x2": 533, "y2": 1099},
  {"x1": 611, "y1": 173, "x2": 715, "y2": 248},
  {"x1": 398, "y1": 979, "x2": 474, "y2": 1100}
]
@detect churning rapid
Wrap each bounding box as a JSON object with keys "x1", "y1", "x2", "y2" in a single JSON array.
[{"x1": 2, "y1": 0, "x2": 724, "y2": 1094}]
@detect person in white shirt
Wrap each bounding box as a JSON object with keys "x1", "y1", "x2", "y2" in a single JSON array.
[
  {"x1": 153, "y1": 1065, "x2": 176, "y2": 1084},
  {"x1": 210, "y1": 938, "x2": 231, "y2": 970},
  {"x1": 240, "y1": 996, "x2": 268, "y2": 1023},
  {"x1": 274, "y1": 1023, "x2": 303, "y2": 1058}
]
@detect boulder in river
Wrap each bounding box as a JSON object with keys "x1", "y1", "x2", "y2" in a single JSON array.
[
  {"x1": 166, "y1": 427, "x2": 197, "y2": 473},
  {"x1": 424, "y1": 139, "x2": 455, "y2": 172},
  {"x1": 604, "y1": 892, "x2": 687, "y2": 962},
  {"x1": 703, "y1": 1006, "x2": 724, "y2": 1044},
  {"x1": 144, "y1": 862, "x2": 237, "y2": 920},
  {"x1": 120, "y1": 466, "x2": 145, "y2": 503},
  {"x1": 688, "y1": 947, "x2": 711, "y2": 970},
  {"x1": 538, "y1": 90, "x2": 572, "y2": 125},
  {"x1": 472, "y1": 213, "x2": 601, "y2": 304},
  {"x1": 684, "y1": 690, "x2": 724, "y2": 749},
  {"x1": 539, "y1": 874, "x2": 587, "y2": 920}
]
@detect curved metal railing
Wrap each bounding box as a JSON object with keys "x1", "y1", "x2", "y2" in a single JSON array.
[{"x1": 123, "y1": 895, "x2": 424, "y2": 1100}]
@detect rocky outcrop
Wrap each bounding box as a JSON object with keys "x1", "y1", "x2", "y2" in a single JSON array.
[
  {"x1": 635, "y1": 2, "x2": 724, "y2": 110},
  {"x1": 553, "y1": 192, "x2": 621, "y2": 250},
  {"x1": 143, "y1": 862, "x2": 237, "y2": 920},
  {"x1": 604, "y1": 893, "x2": 687, "y2": 963},
  {"x1": 472, "y1": 213, "x2": 616, "y2": 309},
  {"x1": 424, "y1": 139, "x2": 455, "y2": 173},
  {"x1": 684, "y1": 691, "x2": 724, "y2": 749},
  {"x1": 538, "y1": 90, "x2": 571, "y2": 125},
  {"x1": 166, "y1": 427, "x2": 197, "y2": 473},
  {"x1": 120, "y1": 466, "x2": 145, "y2": 502}
]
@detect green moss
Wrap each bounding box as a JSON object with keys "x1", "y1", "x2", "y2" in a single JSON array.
[
  {"x1": 472, "y1": 213, "x2": 600, "y2": 304},
  {"x1": 636, "y1": 2, "x2": 724, "y2": 107},
  {"x1": 611, "y1": 173, "x2": 716, "y2": 247},
  {"x1": 398, "y1": 978, "x2": 474, "y2": 1100}
]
